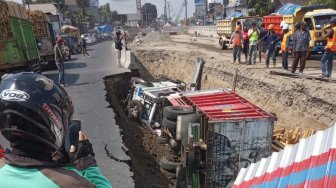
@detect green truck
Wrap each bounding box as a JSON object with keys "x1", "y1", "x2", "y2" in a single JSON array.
[{"x1": 0, "y1": 2, "x2": 41, "y2": 73}]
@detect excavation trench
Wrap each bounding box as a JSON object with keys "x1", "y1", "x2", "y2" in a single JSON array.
[
  {"x1": 104, "y1": 71, "x2": 173, "y2": 188},
  {"x1": 103, "y1": 45, "x2": 336, "y2": 187}
]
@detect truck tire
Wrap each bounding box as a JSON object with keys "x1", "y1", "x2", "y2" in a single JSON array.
[
  {"x1": 160, "y1": 155, "x2": 181, "y2": 172},
  {"x1": 130, "y1": 77, "x2": 154, "y2": 87},
  {"x1": 163, "y1": 106, "x2": 194, "y2": 120},
  {"x1": 176, "y1": 167, "x2": 187, "y2": 188},
  {"x1": 27, "y1": 60, "x2": 42, "y2": 74},
  {"x1": 127, "y1": 100, "x2": 142, "y2": 121},
  {"x1": 219, "y1": 38, "x2": 227, "y2": 50},
  {"x1": 162, "y1": 117, "x2": 176, "y2": 129},
  {"x1": 156, "y1": 135, "x2": 168, "y2": 144},
  {"x1": 160, "y1": 167, "x2": 176, "y2": 178}
]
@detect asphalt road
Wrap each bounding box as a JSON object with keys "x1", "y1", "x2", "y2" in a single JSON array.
[{"x1": 43, "y1": 41, "x2": 134, "y2": 187}]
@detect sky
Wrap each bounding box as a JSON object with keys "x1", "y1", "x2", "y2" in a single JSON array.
[
  {"x1": 100, "y1": 0, "x2": 196, "y2": 17},
  {"x1": 10, "y1": 0, "x2": 198, "y2": 18}
]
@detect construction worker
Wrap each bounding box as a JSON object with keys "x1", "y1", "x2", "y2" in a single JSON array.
[
  {"x1": 281, "y1": 24, "x2": 291, "y2": 70},
  {"x1": 292, "y1": 22, "x2": 310, "y2": 74},
  {"x1": 248, "y1": 23, "x2": 259, "y2": 65},
  {"x1": 229, "y1": 25, "x2": 243, "y2": 64},
  {"x1": 320, "y1": 17, "x2": 336, "y2": 78},
  {"x1": 260, "y1": 24, "x2": 280, "y2": 68}
]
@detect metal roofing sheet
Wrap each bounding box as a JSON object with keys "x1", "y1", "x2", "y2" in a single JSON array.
[
  {"x1": 233, "y1": 123, "x2": 336, "y2": 188},
  {"x1": 183, "y1": 89, "x2": 272, "y2": 121},
  {"x1": 276, "y1": 3, "x2": 302, "y2": 15},
  {"x1": 226, "y1": 12, "x2": 244, "y2": 19}
]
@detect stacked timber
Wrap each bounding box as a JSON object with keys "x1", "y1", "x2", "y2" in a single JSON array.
[
  {"x1": 0, "y1": 0, "x2": 12, "y2": 40},
  {"x1": 6, "y1": 1, "x2": 27, "y2": 19},
  {"x1": 272, "y1": 127, "x2": 316, "y2": 152},
  {"x1": 28, "y1": 10, "x2": 48, "y2": 37}
]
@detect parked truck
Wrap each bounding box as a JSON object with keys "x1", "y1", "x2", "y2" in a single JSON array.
[
  {"x1": 216, "y1": 17, "x2": 262, "y2": 50},
  {"x1": 0, "y1": 1, "x2": 41, "y2": 73},
  {"x1": 263, "y1": 5, "x2": 336, "y2": 56},
  {"x1": 28, "y1": 10, "x2": 55, "y2": 68}
]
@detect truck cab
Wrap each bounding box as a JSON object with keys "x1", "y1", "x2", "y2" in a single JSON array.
[
  {"x1": 303, "y1": 9, "x2": 336, "y2": 54},
  {"x1": 125, "y1": 77, "x2": 186, "y2": 135}
]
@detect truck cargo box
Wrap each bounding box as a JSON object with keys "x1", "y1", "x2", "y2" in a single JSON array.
[{"x1": 169, "y1": 89, "x2": 274, "y2": 187}]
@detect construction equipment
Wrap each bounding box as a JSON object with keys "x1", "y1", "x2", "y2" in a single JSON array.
[{"x1": 0, "y1": 1, "x2": 41, "y2": 73}]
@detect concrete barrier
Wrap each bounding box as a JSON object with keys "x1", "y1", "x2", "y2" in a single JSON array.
[{"x1": 187, "y1": 26, "x2": 217, "y2": 37}]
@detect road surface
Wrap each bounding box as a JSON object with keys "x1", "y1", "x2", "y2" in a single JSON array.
[{"x1": 44, "y1": 41, "x2": 134, "y2": 187}]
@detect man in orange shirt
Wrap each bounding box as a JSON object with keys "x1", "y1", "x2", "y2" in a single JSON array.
[
  {"x1": 229, "y1": 25, "x2": 243, "y2": 64},
  {"x1": 320, "y1": 17, "x2": 336, "y2": 78}
]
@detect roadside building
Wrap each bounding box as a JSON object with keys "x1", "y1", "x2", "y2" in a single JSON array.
[
  {"x1": 64, "y1": 0, "x2": 100, "y2": 23},
  {"x1": 224, "y1": 0, "x2": 248, "y2": 18}
]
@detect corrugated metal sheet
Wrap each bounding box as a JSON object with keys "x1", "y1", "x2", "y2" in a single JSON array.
[
  {"x1": 276, "y1": 3, "x2": 302, "y2": 15},
  {"x1": 233, "y1": 123, "x2": 336, "y2": 188},
  {"x1": 183, "y1": 89, "x2": 273, "y2": 121},
  {"x1": 226, "y1": 12, "x2": 244, "y2": 19}
]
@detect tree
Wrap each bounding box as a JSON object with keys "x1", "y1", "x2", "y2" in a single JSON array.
[
  {"x1": 141, "y1": 3, "x2": 158, "y2": 26},
  {"x1": 246, "y1": 0, "x2": 279, "y2": 16},
  {"x1": 99, "y1": 3, "x2": 112, "y2": 24},
  {"x1": 306, "y1": 0, "x2": 336, "y2": 9}
]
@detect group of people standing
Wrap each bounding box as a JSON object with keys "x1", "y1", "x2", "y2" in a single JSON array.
[{"x1": 229, "y1": 17, "x2": 336, "y2": 78}]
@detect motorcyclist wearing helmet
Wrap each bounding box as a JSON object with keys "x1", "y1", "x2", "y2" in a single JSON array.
[{"x1": 0, "y1": 72, "x2": 112, "y2": 188}]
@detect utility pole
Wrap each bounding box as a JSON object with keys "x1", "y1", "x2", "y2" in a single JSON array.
[
  {"x1": 184, "y1": 0, "x2": 187, "y2": 26},
  {"x1": 164, "y1": 0, "x2": 167, "y2": 23}
]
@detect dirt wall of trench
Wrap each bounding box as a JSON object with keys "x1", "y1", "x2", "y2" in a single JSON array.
[{"x1": 133, "y1": 49, "x2": 336, "y2": 131}]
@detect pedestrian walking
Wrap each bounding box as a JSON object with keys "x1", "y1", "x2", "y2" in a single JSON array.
[
  {"x1": 260, "y1": 24, "x2": 280, "y2": 68},
  {"x1": 242, "y1": 26, "x2": 249, "y2": 63},
  {"x1": 281, "y1": 24, "x2": 291, "y2": 70},
  {"x1": 229, "y1": 25, "x2": 243, "y2": 64},
  {"x1": 247, "y1": 23, "x2": 259, "y2": 65},
  {"x1": 292, "y1": 22, "x2": 310, "y2": 74},
  {"x1": 54, "y1": 37, "x2": 65, "y2": 86},
  {"x1": 320, "y1": 17, "x2": 336, "y2": 78},
  {"x1": 81, "y1": 37, "x2": 90, "y2": 58},
  {"x1": 114, "y1": 30, "x2": 123, "y2": 68}
]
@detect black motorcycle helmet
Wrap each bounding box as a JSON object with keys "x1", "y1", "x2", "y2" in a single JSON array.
[{"x1": 0, "y1": 72, "x2": 74, "y2": 158}]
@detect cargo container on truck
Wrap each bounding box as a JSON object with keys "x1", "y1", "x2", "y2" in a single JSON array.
[
  {"x1": 0, "y1": 1, "x2": 41, "y2": 73},
  {"x1": 216, "y1": 17, "x2": 262, "y2": 50},
  {"x1": 159, "y1": 89, "x2": 274, "y2": 188}
]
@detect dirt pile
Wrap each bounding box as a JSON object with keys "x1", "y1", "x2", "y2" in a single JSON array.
[
  {"x1": 130, "y1": 33, "x2": 336, "y2": 132},
  {"x1": 104, "y1": 73, "x2": 172, "y2": 188}
]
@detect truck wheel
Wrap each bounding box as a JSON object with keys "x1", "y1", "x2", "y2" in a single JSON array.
[
  {"x1": 163, "y1": 106, "x2": 194, "y2": 120},
  {"x1": 176, "y1": 167, "x2": 187, "y2": 188},
  {"x1": 27, "y1": 61, "x2": 42, "y2": 73},
  {"x1": 160, "y1": 155, "x2": 181, "y2": 172},
  {"x1": 160, "y1": 167, "x2": 176, "y2": 178},
  {"x1": 127, "y1": 100, "x2": 142, "y2": 121},
  {"x1": 162, "y1": 117, "x2": 177, "y2": 129},
  {"x1": 130, "y1": 77, "x2": 153, "y2": 87},
  {"x1": 156, "y1": 135, "x2": 168, "y2": 144},
  {"x1": 221, "y1": 42, "x2": 228, "y2": 50}
]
